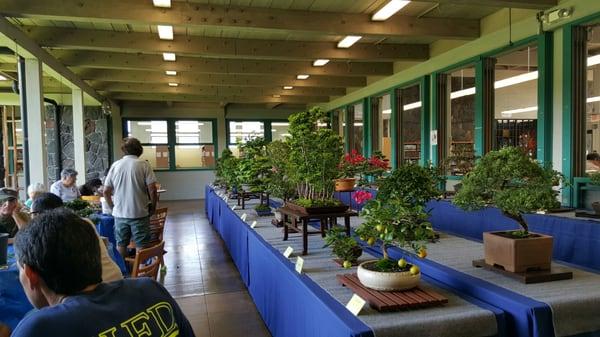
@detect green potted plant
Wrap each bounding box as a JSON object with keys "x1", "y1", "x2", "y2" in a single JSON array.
[
  {"x1": 453, "y1": 146, "x2": 563, "y2": 273},
  {"x1": 215, "y1": 148, "x2": 240, "y2": 194},
  {"x1": 286, "y1": 107, "x2": 346, "y2": 214},
  {"x1": 265, "y1": 140, "x2": 296, "y2": 202},
  {"x1": 237, "y1": 137, "x2": 270, "y2": 193},
  {"x1": 336, "y1": 150, "x2": 389, "y2": 191},
  {"x1": 324, "y1": 226, "x2": 362, "y2": 268},
  {"x1": 64, "y1": 199, "x2": 100, "y2": 219},
  {"x1": 354, "y1": 163, "x2": 440, "y2": 291}
]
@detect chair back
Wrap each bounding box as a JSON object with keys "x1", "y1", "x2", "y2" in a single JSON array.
[
  {"x1": 148, "y1": 207, "x2": 168, "y2": 244},
  {"x1": 81, "y1": 195, "x2": 101, "y2": 202},
  {"x1": 130, "y1": 241, "x2": 165, "y2": 280}
]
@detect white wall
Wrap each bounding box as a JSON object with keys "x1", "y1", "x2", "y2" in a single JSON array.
[{"x1": 155, "y1": 170, "x2": 215, "y2": 200}]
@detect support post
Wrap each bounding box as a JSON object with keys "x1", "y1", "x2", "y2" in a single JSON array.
[{"x1": 72, "y1": 88, "x2": 86, "y2": 179}]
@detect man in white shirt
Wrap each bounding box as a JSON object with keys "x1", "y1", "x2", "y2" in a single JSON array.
[
  {"x1": 103, "y1": 137, "x2": 158, "y2": 258},
  {"x1": 50, "y1": 169, "x2": 80, "y2": 202}
]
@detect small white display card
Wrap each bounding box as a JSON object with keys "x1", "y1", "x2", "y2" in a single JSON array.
[
  {"x1": 241, "y1": 213, "x2": 247, "y2": 221},
  {"x1": 430, "y1": 130, "x2": 438, "y2": 146},
  {"x1": 283, "y1": 246, "x2": 294, "y2": 258},
  {"x1": 295, "y1": 257, "x2": 304, "y2": 274},
  {"x1": 231, "y1": 205, "x2": 237, "y2": 211},
  {"x1": 346, "y1": 294, "x2": 367, "y2": 316},
  {"x1": 251, "y1": 221, "x2": 257, "y2": 228},
  {"x1": 225, "y1": 197, "x2": 229, "y2": 203}
]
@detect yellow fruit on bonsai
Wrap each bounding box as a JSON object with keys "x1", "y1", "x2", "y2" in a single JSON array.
[
  {"x1": 418, "y1": 248, "x2": 427, "y2": 259},
  {"x1": 409, "y1": 265, "x2": 420, "y2": 275},
  {"x1": 367, "y1": 237, "x2": 376, "y2": 246},
  {"x1": 375, "y1": 224, "x2": 384, "y2": 232},
  {"x1": 397, "y1": 258, "x2": 407, "y2": 268},
  {"x1": 343, "y1": 261, "x2": 352, "y2": 269}
]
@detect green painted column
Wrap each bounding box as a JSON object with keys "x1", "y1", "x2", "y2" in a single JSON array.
[
  {"x1": 363, "y1": 97, "x2": 371, "y2": 156},
  {"x1": 430, "y1": 73, "x2": 439, "y2": 167},
  {"x1": 420, "y1": 76, "x2": 431, "y2": 166},
  {"x1": 537, "y1": 32, "x2": 553, "y2": 166},
  {"x1": 390, "y1": 89, "x2": 398, "y2": 169},
  {"x1": 562, "y1": 24, "x2": 574, "y2": 206},
  {"x1": 474, "y1": 59, "x2": 485, "y2": 157}
]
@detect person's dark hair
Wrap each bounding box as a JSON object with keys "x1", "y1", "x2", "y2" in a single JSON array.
[
  {"x1": 121, "y1": 137, "x2": 143, "y2": 157},
  {"x1": 79, "y1": 178, "x2": 103, "y2": 196},
  {"x1": 587, "y1": 152, "x2": 600, "y2": 161},
  {"x1": 14, "y1": 208, "x2": 101, "y2": 295},
  {"x1": 30, "y1": 192, "x2": 63, "y2": 214}
]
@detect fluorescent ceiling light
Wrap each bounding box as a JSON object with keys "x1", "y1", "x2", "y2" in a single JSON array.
[
  {"x1": 152, "y1": 0, "x2": 171, "y2": 8},
  {"x1": 353, "y1": 122, "x2": 364, "y2": 126},
  {"x1": 588, "y1": 54, "x2": 600, "y2": 67},
  {"x1": 372, "y1": 0, "x2": 411, "y2": 21},
  {"x1": 283, "y1": 86, "x2": 293, "y2": 90},
  {"x1": 403, "y1": 101, "x2": 422, "y2": 111},
  {"x1": 168, "y1": 82, "x2": 179, "y2": 87},
  {"x1": 382, "y1": 109, "x2": 392, "y2": 115},
  {"x1": 162, "y1": 52, "x2": 176, "y2": 61},
  {"x1": 313, "y1": 59, "x2": 330, "y2": 67},
  {"x1": 450, "y1": 87, "x2": 476, "y2": 99},
  {"x1": 273, "y1": 94, "x2": 281, "y2": 98},
  {"x1": 495, "y1": 71, "x2": 538, "y2": 89},
  {"x1": 501, "y1": 106, "x2": 538, "y2": 115},
  {"x1": 337, "y1": 35, "x2": 362, "y2": 48},
  {"x1": 157, "y1": 25, "x2": 173, "y2": 40},
  {"x1": 296, "y1": 74, "x2": 310, "y2": 80},
  {"x1": 165, "y1": 70, "x2": 177, "y2": 76},
  {"x1": 272, "y1": 122, "x2": 290, "y2": 126},
  {"x1": 588, "y1": 96, "x2": 600, "y2": 103},
  {"x1": 0, "y1": 75, "x2": 7, "y2": 81}
]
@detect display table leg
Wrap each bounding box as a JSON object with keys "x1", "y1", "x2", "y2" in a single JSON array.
[
  {"x1": 302, "y1": 219, "x2": 308, "y2": 255},
  {"x1": 344, "y1": 216, "x2": 351, "y2": 236}
]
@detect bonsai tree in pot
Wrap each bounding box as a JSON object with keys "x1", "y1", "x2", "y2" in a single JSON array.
[
  {"x1": 215, "y1": 148, "x2": 240, "y2": 193},
  {"x1": 337, "y1": 150, "x2": 389, "y2": 192},
  {"x1": 324, "y1": 226, "x2": 363, "y2": 269},
  {"x1": 453, "y1": 146, "x2": 563, "y2": 273},
  {"x1": 287, "y1": 107, "x2": 345, "y2": 213},
  {"x1": 354, "y1": 163, "x2": 440, "y2": 291},
  {"x1": 265, "y1": 140, "x2": 296, "y2": 202}
]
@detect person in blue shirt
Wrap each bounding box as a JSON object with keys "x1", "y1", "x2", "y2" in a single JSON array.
[{"x1": 11, "y1": 208, "x2": 195, "y2": 337}]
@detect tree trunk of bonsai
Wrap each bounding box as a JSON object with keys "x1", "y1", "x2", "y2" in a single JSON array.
[
  {"x1": 502, "y1": 211, "x2": 529, "y2": 233},
  {"x1": 382, "y1": 242, "x2": 389, "y2": 260}
]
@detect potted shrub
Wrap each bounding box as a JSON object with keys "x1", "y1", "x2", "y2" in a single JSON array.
[
  {"x1": 237, "y1": 137, "x2": 270, "y2": 193},
  {"x1": 265, "y1": 140, "x2": 296, "y2": 202},
  {"x1": 354, "y1": 163, "x2": 440, "y2": 291},
  {"x1": 64, "y1": 199, "x2": 100, "y2": 219},
  {"x1": 286, "y1": 107, "x2": 346, "y2": 214},
  {"x1": 215, "y1": 148, "x2": 239, "y2": 192},
  {"x1": 336, "y1": 150, "x2": 389, "y2": 192},
  {"x1": 254, "y1": 203, "x2": 273, "y2": 217},
  {"x1": 453, "y1": 146, "x2": 563, "y2": 273},
  {"x1": 324, "y1": 226, "x2": 362, "y2": 268}
]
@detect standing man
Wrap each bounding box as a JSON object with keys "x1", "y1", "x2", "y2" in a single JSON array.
[{"x1": 104, "y1": 137, "x2": 158, "y2": 258}]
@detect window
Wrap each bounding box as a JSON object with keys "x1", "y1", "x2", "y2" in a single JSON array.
[
  {"x1": 331, "y1": 108, "x2": 346, "y2": 140},
  {"x1": 227, "y1": 121, "x2": 266, "y2": 157},
  {"x1": 586, "y1": 24, "x2": 600, "y2": 173},
  {"x1": 493, "y1": 45, "x2": 538, "y2": 158},
  {"x1": 124, "y1": 119, "x2": 216, "y2": 170},
  {"x1": 350, "y1": 103, "x2": 364, "y2": 154},
  {"x1": 271, "y1": 122, "x2": 290, "y2": 141},
  {"x1": 371, "y1": 94, "x2": 392, "y2": 161},
  {"x1": 396, "y1": 84, "x2": 421, "y2": 164}
]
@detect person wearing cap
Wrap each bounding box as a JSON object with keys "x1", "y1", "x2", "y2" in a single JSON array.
[
  {"x1": 0, "y1": 187, "x2": 29, "y2": 239},
  {"x1": 50, "y1": 169, "x2": 80, "y2": 202},
  {"x1": 29, "y1": 193, "x2": 123, "y2": 283}
]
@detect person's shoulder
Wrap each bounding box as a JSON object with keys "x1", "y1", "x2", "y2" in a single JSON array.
[
  {"x1": 11, "y1": 306, "x2": 64, "y2": 337},
  {"x1": 50, "y1": 180, "x2": 61, "y2": 187}
]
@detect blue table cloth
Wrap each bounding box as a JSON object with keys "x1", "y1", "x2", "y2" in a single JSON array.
[
  {"x1": 0, "y1": 245, "x2": 33, "y2": 331},
  {"x1": 96, "y1": 214, "x2": 129, "y2": 276}
]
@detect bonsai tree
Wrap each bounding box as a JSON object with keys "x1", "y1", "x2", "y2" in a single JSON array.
[
  {"x1": 339, "y1": 150, "x2": 389, "y2": 187},
  {"x1": 215, "y1": 148, "x2": 240, "y2": 190},
  {"x1": 265, "y1": 140, "x2": 296, "y2": 201},
  {"x1": 324, "y1": 226, "x2": 362, "y2": 269},
  {"x1": 453, "y1": 146, "x2": 562, "y2": 236},
  {"x1": 354, "y1": 163, "x2": 440, "y2": 271},
  {"x1": 237, "y1": 137, "x2": 271, "y2": 193},
  {"x1": 287, "y1": 107, "x2": 344, "y2": 206}
]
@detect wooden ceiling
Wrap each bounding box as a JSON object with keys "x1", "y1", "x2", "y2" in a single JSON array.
[{"x1": 0, "y1": 0, "x2": 556, "y2": 108}]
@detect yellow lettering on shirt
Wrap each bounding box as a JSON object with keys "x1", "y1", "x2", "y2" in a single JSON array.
[
  {"x1": 146, "y1": 302, "x2": 177, "y2": 336},
  {"x1": 120, "y1": 312, "x2": 153, "y2": 337},
  {"x1": 98, "y1": 302, "x2": 180, "y2": 337},
  {"x1": 98, "y1": 327, "x2": 117, "y2": 337}
]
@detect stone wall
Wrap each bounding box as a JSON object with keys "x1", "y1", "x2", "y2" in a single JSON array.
[{"x1": 45, "y1": 105, "x2": 110, "y2": 184}]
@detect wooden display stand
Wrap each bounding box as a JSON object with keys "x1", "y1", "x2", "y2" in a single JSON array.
[
  {"x1": 337, "y1": 274, "x2": 448, "y2": 312},
  {"x1": 472, "y1": 259, "x2": 573, "y2": 284}
]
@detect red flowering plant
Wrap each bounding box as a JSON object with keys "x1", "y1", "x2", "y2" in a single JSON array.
[{"x1": 339, "y1": 149, "x2": 368, "y2": 178}]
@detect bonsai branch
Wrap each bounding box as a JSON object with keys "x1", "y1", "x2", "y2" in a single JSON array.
[{"x1": 502, "y1": 211, "x2": 529, "y2": 233}]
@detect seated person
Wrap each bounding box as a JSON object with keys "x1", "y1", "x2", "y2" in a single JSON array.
[
  {"x1": 50, "y1": 168, "x2": 80, "y2": 202},
  {"x1": 30, "y1": 193, "x2": 123, "y2": 283},
  {"x1": 0, "y1": 188, "x2": 30, "y2": 240},
  {"x1": 79, "y1": 178, "x2": 103, "y2": 196},
  {"x1": 24, "y1": 183, "x2": 45, "y2": 209},
  {"x1": 11, "y1": 209, "x2": 194, "y2": 337}
]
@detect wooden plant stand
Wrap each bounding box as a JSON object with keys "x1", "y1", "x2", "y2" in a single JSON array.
[
  {"x1": 472, "y1": 259, "x2": 573, "y2": 284},
  {"x1": 337, "y1": 274, "x2": 448, "y2": 312}
]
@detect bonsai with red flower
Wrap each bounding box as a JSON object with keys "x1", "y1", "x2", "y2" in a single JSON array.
[{"x1": 336, "y1": 150, "x2": 389, "y2": 191}]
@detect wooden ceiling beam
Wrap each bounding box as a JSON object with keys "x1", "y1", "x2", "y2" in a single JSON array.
[
  {"x1": 24, "y1": 26, "x2": 428, "y2": 62},
  {"x1": 89, "y1": 81, "x2": 345, "y2": 97},
  {"x1": 74, "y1": 68, "x2": 366, "y2": 88},
  {"x1": 107, "y1": 92, "x2": 327, "y2": 104},
  {"x1": 50, "y1": 50, "x2": 390, "y2": 77},
  {"x1": 0, "y1": 0, "x2": 479, "y2": 39},
  {"x1": 411, "y1": 0, "x2": 556, "y2": 9}
]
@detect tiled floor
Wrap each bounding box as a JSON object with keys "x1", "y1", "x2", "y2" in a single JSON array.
[{"x1": 158, "y1": 200, "x2": 271, "y2": 337}]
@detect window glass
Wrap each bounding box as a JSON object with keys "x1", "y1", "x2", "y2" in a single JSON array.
[
  {"x1": 586, "y1": 25, "x2": 600, "y2": 173},
  {"x1": 140, "y1": 145, "x2": 170, "y2": 170},
  {"x1": 400, "y1": 84, "x2": 421, "y2": 163},
  {"x1": 332, "y1": 108, "x2": 345, "y2": 138},
  {"x1": 373, "y1": 94, "x2": 392, "y2": 161},
  {"x1": 228, "y1": 121, "x2": 265, "y2": 145},
  {"x1": 271, "y1": 122, "x2": 290, "y2": 141},
  {"x1": 351, "y1": 103, "x2": 364, "y2": 154},
  {"x1": 175, "y1": 145, "x2": 215, "y2": 169},
  {"x1": 494, "y1": 45, "x2": 538, "y2": 158},
  {"x1": 175, "y1": 120, "x2": 213, "y2": 143},
  {"x1": 126, "y1": 120, "x2": 168, "y2": 144},
  {"x1": 446, "y1": 65, "x2": 476, "y2": 174}
]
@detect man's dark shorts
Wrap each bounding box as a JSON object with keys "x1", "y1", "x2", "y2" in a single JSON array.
[{"x1": 114, "y1": 216, "x2": 151, "y2": 247}]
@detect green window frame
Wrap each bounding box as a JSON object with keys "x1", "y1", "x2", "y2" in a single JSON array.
[{"x1": 122, "y1": 118, "x2": 218, "y2": 172}]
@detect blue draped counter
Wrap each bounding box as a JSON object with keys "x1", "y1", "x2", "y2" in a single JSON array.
[{"x1": 0, "y1": 246, "x2": 33, "y2": 330}]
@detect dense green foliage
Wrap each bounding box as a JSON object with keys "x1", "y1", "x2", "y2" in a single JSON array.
[
  {"x1": 265, "y1": 140, "x2": 296, "y2": 201},
  {"x1": 453, "y1": 147, "x2": 562, "y2": 233},
  {"x1": 237, "y1": 138, "x2": 271, "y2": 192},
  {"x1": 215, "y1": 148, "x2": 240, "y2": 190},
  {"x1": 292, "y1": 198, "x2": 343, "y2": 208},
  {"x1": 324, "y1": 226, "x2": 362, "y2": 264},
  {"x1": 64, "y1": 199, "x2": 98, "y2": 218},
  {"x1": 376, "y1": 162, "x2": 444, "y2": 206},
  {"x1": 254, "y1": 203, "x2": 271, "y2": 212},
  {"x1": 287, "y1": 107, "x2": 344, "y2": 202}
]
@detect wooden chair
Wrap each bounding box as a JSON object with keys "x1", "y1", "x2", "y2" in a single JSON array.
[
  {"x1": 81, "y1": 195, "x2": 101, "y2": 203},
  {"x1": 130, "y1": 241, "x2": 165, "y2": 280},
  {"x1": 126, "y1": 207, "x2": 169, "y2": 270}
]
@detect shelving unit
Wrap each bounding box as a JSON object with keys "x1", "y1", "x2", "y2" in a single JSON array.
[{"x1": 2, "y1": 105, "x2": 24, "y2": 190}]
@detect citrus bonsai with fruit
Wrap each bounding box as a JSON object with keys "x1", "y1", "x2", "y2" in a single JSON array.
[
  {"x1": 354, "y1": 163, "x2": 441, "y2": 291},
  {"x1": 324, "y1": 226, "x2": 363, "y2": 269}
]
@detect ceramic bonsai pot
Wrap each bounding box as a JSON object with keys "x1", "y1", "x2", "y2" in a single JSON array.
[
  {"x1": 483, "y1": 231, "x2": 553, "y2": 273},
  {"x1": 255, "y1": 208, "x2": 273, "y2": 217},
  {"x1": 357, "y1": 260, "x2": 420, "y2": 291},
  {"x1": 335, "y1": 178, "x2": 356, "y2": 192}
]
